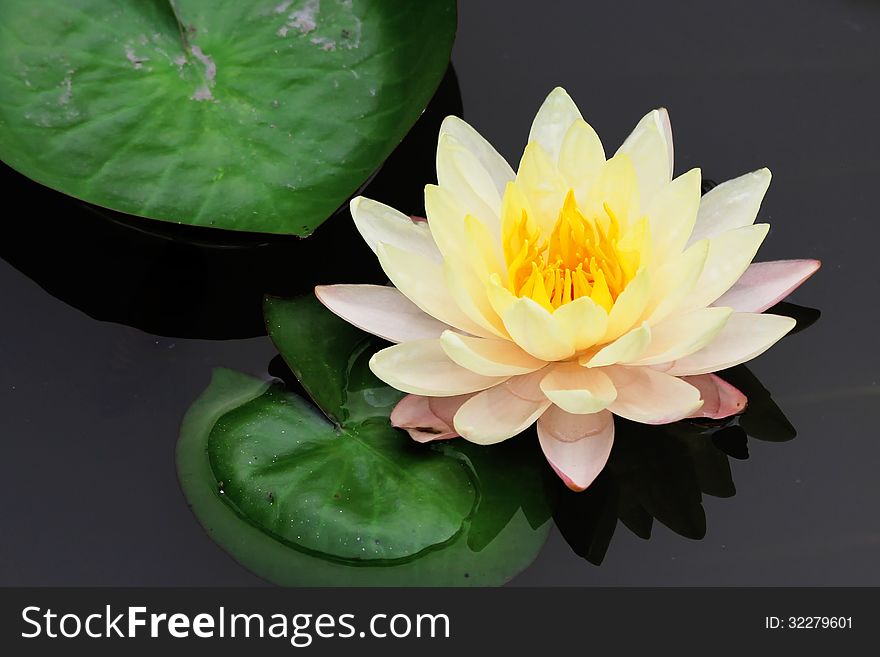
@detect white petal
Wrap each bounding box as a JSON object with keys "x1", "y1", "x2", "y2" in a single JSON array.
[
  {"x1": 643, "y1": 239, "x2": 709, "y2": 324},
  {"x1": 439, "y1": 115, "x2": 515, "y2": 195},
  {"x1": 423, "y1": 184, "x2": 467, "y2": 260},
  {"x1": 350, "y1": 196, "x2": 440, "y2": 261},
  {"x1": 605, "y1": 268, "x2": 651, "y2": 342},
  {"x1": 440, "y1": 330, "x2": 546, "y2": 377},
  {"x1": 684, "y1": 223, "x2": 769, "y2": 311},
  {"x1": 453, "y1": 371, "x2": 551, "y2": 445},
  {"x1": 633, "y1": 306, "x2": 732, "y2": 365},
  {"x1": 583, "y1": 322, "x2": 651, "y2": 367},
  {"x1": 539, "y1": 362, "x2": 617, "y2": 414},
  {"x1": 658, "y1": 107, "x2": 674, "y2": 173},
  {"x1": 488, "y1": 284, "x2": 576, "y2": 361},
  {"x1": 528, "y1": 87, "x2": 584, "y2": 164},
  {"x1": 616, "y1": 109, "x2": 672, "y2": 205},
  {"x1": 437, "y1": 133, "x2": 502, "y2": 232},
  {"x1": 425, "y1": 186, "x2": 507, "y2": 270},
  {"x1": 315, "y1": 284, "x2": 451, "y2": 343},
  {"x1": 537, "y1": 408, "x2": 614, "y2": 492},
  {"x1": 515, "y1": 141, "x2": 569, "y2": 236},
  {"x1": 370, "y1": 339, "x2": 508, "y2": 396},
  {"x1": 553, "y1": 296, "x2": 609, "y2": 352},
  {"x1": 443, "y1": 260, "x2": 508, "y2": 339},
  {"x1": 645, "y1": 168, "x2": 702, "y2": 263},
  {"x1": 558, "y1": 119, "x2": 606, "y2": 199},
  {"x1": 688, "y1": 168, "x2": 772, "y2": 245},
  {"x1": 583, "y1": 153, "x2": 640, "y2": 231},
  {"x1": 605, "y1": 366, "x2": 703, "y2": 424},
  {"x1": 376, "y1": 242, "x2": 494, "y2": 338},
  {"x1": 423, "y1": 190, "x2": 509, "y2": 339},
  {"x1": 712, "y1": 259, "x2": 821, "y2": 312},
  {"x1": 664, "y1": 312, "x2": 796, "y2": 376}
]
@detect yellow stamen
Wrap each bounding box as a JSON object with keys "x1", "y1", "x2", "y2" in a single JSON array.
[{"x1": 501, "y1": 187, "x2": 648, "y2": 312}]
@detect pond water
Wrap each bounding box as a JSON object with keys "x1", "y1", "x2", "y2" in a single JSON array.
[{"x1": 1, "y1": 0, "x2": 877, "y2": 586}]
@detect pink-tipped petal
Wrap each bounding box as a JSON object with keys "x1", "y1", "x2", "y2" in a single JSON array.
[
  {"x1": 713, "y1": 259, "x2": 821, "y2": 312},
  {"x1": 682, "y1": 374, "x2": 748, "y2": 420},
  {"x1": 410, "y1": 215, "x2": 427, "y2": 223},
  {"x1": 453, "y1": 371, "x2": 551, "y2": 445},
  {"x1": 664, "y1": 312, "x2": 796, "y2": 376},
  {"x1": 604, "y1": 366, "x2": 704, "y2": 424},
  {"x1": 390, "y1": 394, "x2": 470, "y2": 443},
  {"x1": 315, "y1": 284, "x2": 452, "y2": 343},
  {"x1": 537, "y1": 407, "x2": 614, "y2": 492}
]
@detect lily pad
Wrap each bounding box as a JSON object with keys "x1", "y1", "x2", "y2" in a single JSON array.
[
  {"x1": 176, "y1": 294, "x2": 553, "y2": 584},
  {"x1": 0, "y1": 0, "x2": 456, "y2": 234},
  {"x1": 195, "y1": 295, "x2": 472, "y2": 560},
  {"x1": 208, "y1": 380, "x2": 476, "y2": 561},
  {"x1": 178, "y1": 367, "x2": 552, "y2": 585}
]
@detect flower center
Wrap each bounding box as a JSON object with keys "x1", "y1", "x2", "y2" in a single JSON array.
[{"x1": 502, "y1": 189, "x2": 645, "y2": 313}]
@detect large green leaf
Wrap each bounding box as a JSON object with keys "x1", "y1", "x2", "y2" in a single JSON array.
[
  {"x1": 177, "y1": 293, "x2": 553, "y2": 584},
  {"x1": 178, "y1": 368, "x2": 552, "y2": 585},
  {"x1": 208, "y1": 381, "x2": 476, "y2": 561},
  {"x1": 0, "y1": 0, "x2": 456, "y2": 235}
]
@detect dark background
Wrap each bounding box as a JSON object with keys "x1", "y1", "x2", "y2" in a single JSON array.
[{"x1": 1, "y1": 0, "x2": 877, "y2": 585}]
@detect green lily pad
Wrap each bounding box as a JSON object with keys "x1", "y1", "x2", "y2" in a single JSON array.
[
  {"x1": 177, "y1": 367, "x2": 552, "y2": 585},
  {"x1": 177, "y1": 294, "x2": 553, "y2": 584},
  {"x1": 208, "y1": 381, "x2": 476, "y2": 561},
  {"x1": 0, "y1": 0, "x2": 456, "y2": 235},
  {"x1": 195, "y1": 295, "x2": 473, "y2": 561}
]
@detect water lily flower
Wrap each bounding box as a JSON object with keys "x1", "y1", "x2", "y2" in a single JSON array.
[{"x1": 316, "y1": 87, "x2": 819, "y2": 491}]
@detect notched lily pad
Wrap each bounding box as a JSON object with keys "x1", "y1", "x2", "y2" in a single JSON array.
[
  {"x1": 200, "y1": 294, "x2": 476, "y2": 561},
  {"x1": 176, "y1": 293, "x2": 553, "y2": 584},
  {"x1": 178, "y1": 368, "x2": 552, "y2": 585},
  {"x1": 0, "y1": 0, "x2": 457, "y2": 234},
  {"x1": 208, "y1": 381, "x2": 476, "y2": 561}
]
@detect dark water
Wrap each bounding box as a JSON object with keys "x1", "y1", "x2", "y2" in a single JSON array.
[{"x1": 1, "y1": 0, "x2": 878, "y2": 585}]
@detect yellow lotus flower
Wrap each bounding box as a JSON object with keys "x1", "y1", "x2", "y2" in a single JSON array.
[{"x1": 316, "y1": 87, "x2": 819, "y2": 491}]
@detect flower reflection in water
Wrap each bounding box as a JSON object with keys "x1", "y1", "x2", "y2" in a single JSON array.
[{"x1": 553, "y1": 302, "x2": 817, "y2": 564}]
